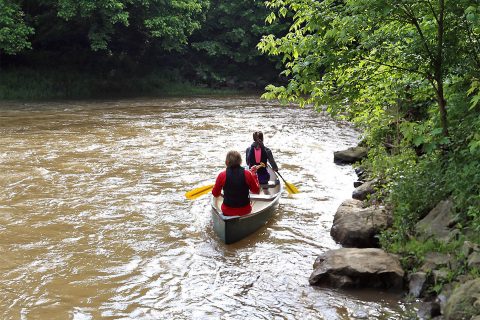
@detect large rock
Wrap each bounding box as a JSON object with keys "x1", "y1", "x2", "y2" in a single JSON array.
[
  {"x1": 309, "y1": 248, "x2": 404, "y2": 290},
  {"x1": 417, "y1": 302, "x2": 441, "y2": 320},
  {"x1": 443, "y1": 279, "x2": 480, "y2": 320},
  {"x1": 462, "y1": 241, "x2": 480, "y2": 269},
  {"x1": 416, "y1": 200, "x2": 456, "y2": 242},
  {"x1": 437, "y1": 283, "x2": 454, "y2": 315},
  {"x1": 420, "y1": 252, "x2": 452, "y2": 272},
  {"x1": 352, "y1": 179, "x2": 377, "y2": 201},
  {"x1": 409, "y1": 272, "x2": 428, "y2": 298},
  {"x1": 330, "y1": 199, "x2": 391, "y2": 248},
  {"x1": 462, "y1": 241, "x2": 480, "y2": 256},
  {"x1": 468, "y1": 251, "x2": 480, "y2": 269},
  {"x1": 334, "y1": 146, "x2": 368, "y2": 164}
]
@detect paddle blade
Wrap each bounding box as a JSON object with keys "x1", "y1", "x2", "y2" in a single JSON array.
[
  {"x1": 284, "y1": 181, "x2": 300, "y2": 194},
  {"x1": 185, "y1": 184, "x2": 215, "y2": 200}
]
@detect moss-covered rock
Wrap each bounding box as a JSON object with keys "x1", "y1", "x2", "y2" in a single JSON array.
[{"x1": 443, "y1": 279, "x2": 480, "y2": 320}]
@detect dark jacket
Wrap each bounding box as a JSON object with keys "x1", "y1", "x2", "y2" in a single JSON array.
[{"x1": 246, "y1": 142, "x2": 278, "y2": 171}]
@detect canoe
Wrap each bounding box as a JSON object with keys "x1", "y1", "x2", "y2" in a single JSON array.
[{"x1": 211, "y1": 166, "x2": 282, "y2": 244}]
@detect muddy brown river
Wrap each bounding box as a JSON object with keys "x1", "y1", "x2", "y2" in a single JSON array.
[{"x1": 0, "y1": 96, "x2": 412, "y2": 319}]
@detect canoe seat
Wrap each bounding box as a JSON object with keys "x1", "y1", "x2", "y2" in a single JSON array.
[
  {"x1": 250, "y1": 193, "x2": 280, "y2": 201},
  {"x1": 260, "y1": 180, "x2": 280, "y2": 188}
]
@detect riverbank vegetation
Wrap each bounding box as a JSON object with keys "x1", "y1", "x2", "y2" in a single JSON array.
[
  {"x1": 259, "y1": 0, "x2": 480, "y2": 306},
  {"x1": 0, "y1": 68, "x2": 242, "y2": 100},
  {"x1": 0, "y1": 0, "x2": 285, "y2": 99}
]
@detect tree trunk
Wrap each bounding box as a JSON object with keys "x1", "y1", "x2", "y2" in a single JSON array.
[
  {"x1": 436, "y1": 0, "x2": 448, "y2": 137},
  {"x1": 436, "y1": 81, "x2": 448, "y2": 137}
]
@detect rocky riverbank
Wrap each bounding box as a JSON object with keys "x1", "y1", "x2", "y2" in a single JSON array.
[{"x1": 309, "y1": 146, "x2": 480, "y2": 320}]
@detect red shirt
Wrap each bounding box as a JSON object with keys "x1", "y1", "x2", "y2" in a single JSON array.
[{"x1": 212, "y1": 167, "x2": 260, "y2": 216}]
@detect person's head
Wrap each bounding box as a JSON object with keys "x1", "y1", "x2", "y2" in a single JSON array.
[
  {"x1": 225, "y1": 150, "x2": 242, "y2": 168},
  {"x1": 253, "y1": 131, "x2": 264, "y2": 147}
]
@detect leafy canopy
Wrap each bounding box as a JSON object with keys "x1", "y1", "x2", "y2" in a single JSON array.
[
  {"x1": 0, "y1": 1, "x2": 34, "y2": 54},
  {"x1": 258, "y1": 0, "x2": 479, "y2": 147},
  {"x1": 1, "y1": 0, "x2": 209, "y2": 53}
]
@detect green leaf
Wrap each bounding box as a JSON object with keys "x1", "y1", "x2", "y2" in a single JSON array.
[{"x1": 413, "y1": 135, "x2": 424, "y2": 147}]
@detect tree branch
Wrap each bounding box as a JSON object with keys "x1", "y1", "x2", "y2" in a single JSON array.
[
  {"x1": 425, "y1": 73, "x2": 439, "y2": 96},
  {"x1": 422, "y1": 0, "x2": 439, "y2": 24},
  {"x1": 358, "y1": 56, "x2": 440, "y2": 96},
  {"x1": 397, "y1": 3, "x2": 436, "y2": 65},
  {"x1": 360, "y1": 57, "x2": 426, "y2": 76}
]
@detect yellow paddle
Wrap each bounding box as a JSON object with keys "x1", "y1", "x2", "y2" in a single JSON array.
[
  {"x1": 185, "y1": 164, "x2": 264, "y2": 200},
  {"x1": 275, "y1": 170, "x2": 299, "y2": 194},
  {"x1": 185, "y1": 165, "x2": 299, "y2": 199},
  {"x1": 185, "y1": 184, "x2": 215, "y2": 200}
]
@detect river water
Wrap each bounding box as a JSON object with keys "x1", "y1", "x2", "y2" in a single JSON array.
[{"x1": 0, "y1": 96, "x2": 411, "y2": 319}]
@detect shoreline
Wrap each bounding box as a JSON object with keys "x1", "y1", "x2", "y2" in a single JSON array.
[{"x1": 311, "y1": 146, "x2": 480, "y2": 319}]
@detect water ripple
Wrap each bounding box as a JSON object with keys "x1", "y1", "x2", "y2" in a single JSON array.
[{"x1": 0, "y1": 96, "x2": 409, "y2": 319}]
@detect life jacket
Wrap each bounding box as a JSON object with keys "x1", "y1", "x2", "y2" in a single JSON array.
[
  {"x1": 223, "y1": 166, "x2": 250, "y2": 208},
  {"x1": 247, "y1": 143, "x2": 268, "y2": 175}
]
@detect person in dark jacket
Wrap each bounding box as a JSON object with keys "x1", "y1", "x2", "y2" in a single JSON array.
[
  {"x1": 212, "y1": 150, "x2": 260, "y2": 216},
  {"x1": 246, "y1": 131, "x2": 278, "y2": 184}
]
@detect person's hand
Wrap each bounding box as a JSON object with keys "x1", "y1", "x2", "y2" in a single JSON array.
[{"x1": 251, "y1": 163, "x2": 264, "y2": 172}]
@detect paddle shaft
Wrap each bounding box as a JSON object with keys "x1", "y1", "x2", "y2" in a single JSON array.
[
  {"x1": 266, "y1": 163, "x2": 287, "y2": 185},
  {"x1": 275, "y1": 170, "x2": 288, "y2": 186}
]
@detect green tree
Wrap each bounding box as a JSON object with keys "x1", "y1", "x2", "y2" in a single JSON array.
[
  {"x1": 187, "y1": 0, "x2": 286, "y2": 84},
  {"x1": 258, "y1": 0, "x2": 479, "y2": 146},
  {"x1": 49, "y1": 0, "x2": 209, "y2": 52},
  {"x1": 0, "y1": 1, "x2": 33, "y2": 55},
  {"x1": 259, "y1": 0, "x2": 480, "y2": 245}
]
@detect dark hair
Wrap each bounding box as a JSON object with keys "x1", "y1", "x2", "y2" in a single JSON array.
[
  {"x1": 225, "y1": 150, "x2": 242, "y2": 167},
  {"x1": 253, "y1": 131, "x2": 264, "y2": 143}
]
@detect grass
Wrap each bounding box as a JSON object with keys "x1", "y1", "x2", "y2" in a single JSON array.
[{"x1": 0, "y1": 68, "x2": 245, "y2": 100}]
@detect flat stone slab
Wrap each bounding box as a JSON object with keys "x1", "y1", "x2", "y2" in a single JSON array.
[
  {"x1": 334, "y1": 146, "x2": 368, "y2": 164},
  {"x1": 309, "y1": 248, "x2": 404, "y2": 290}
]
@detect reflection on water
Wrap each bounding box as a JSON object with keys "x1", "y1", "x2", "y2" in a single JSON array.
[{"x1": 0, "y1": 97, "x2": 409, "y2": 319}]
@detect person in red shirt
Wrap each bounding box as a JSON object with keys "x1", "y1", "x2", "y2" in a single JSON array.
[{"x1": 212, "y1": 150, "x2": 261, "y2": 216}]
